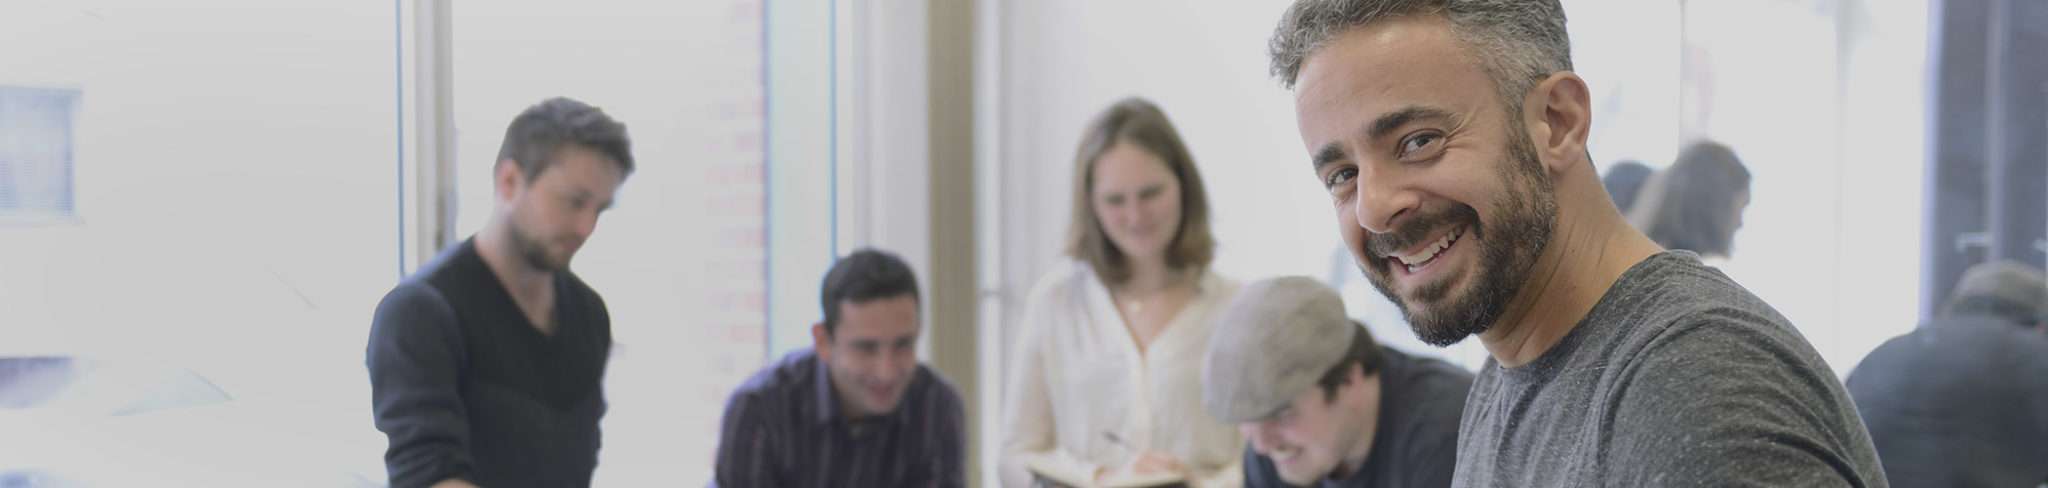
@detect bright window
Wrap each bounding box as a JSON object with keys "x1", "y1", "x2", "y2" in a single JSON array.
[{"x1": 0, "y1": 1, "x2": 400, "y2": 484}]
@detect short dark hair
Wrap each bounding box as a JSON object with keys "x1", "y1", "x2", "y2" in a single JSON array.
[
  {"x1": 496, "y1": 97, "x2": 635, "y2": 181},
  {"x1": 1065, "y1": 97, "x2": 1217, "y2": 285},
  {"x1": 819, "y1": 248, "x2": 922, "y2": 335},
  {"x1": 1316, "y1": 321, "x2": 1385, "y2": 403}
]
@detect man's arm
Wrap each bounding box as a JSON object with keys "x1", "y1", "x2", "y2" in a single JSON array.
[
  {"x1": 1400, "y1": 424, "x2": 1459, "y2": 488},
  {"x1": 711, "y1": 389, "x2": 780, "y2": 488},
  {"x1": 1399, "y1": 369, "x2": 1468, "y2": 488},
  {"x1": 931, "y1": 384, "x2": 969, "y2": 488},
  {"x1": 367, "y1": 282, "x2": 476, "y2": 488}
]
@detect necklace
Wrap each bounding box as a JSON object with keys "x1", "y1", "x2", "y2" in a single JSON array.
[{"x1": 1117, "y1": 272, "x2": 1190, "y2": 317}]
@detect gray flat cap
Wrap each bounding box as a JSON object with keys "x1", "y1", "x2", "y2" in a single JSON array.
[
  {"x1": 1948, "y1": 260, "x2": 2047, "y2": 321},
  {"x1": 1202, "y1": 276, "x2": 1355, "y2": 423}
]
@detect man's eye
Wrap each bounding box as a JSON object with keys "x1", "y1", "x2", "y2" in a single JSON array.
[
  {"x1": 1399, "y1": 133, "x2": 1442, "y2": 159},
  {"x1": 1324, "y1": 168, "x2": 1357, "y2": 189}
]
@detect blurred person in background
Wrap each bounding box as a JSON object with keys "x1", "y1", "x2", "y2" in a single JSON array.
[
  {"x1": 1628, "y1": 140, "x2": 1751, "y2": 266},
  {"x1": 1204, "y1": 277, "x2": 1470, "y2": 488},
  {"x1": 712, "y1": 248, "x2": 967, "y2": 488},
  {"x1": 1600, "y1": 160, "x2": 1652, "y2": 213},
  {"x1": 367, "y1": 97, "x2": 633, "y2": 488},
  {"x1": 1847, "y1": 260, "x2": 2048, "y2": 488},
  {"x1": 1000, "y1": 97, "x2": 1245, "y2": 488}
]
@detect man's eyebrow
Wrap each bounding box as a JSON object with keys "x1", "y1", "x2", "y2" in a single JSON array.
[
  {"x1": 1367, "y1": 105, "x2": 1457, "y2": 142},
  {"x1": 1311, "y1": 143, "x2": 1347, "y2": 171},
  {"x1": 1311, "y1": 105, "x2": 1457, "y2": 171}
]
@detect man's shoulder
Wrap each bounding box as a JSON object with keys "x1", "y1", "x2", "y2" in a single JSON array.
[
  {"x1": 719, "y1": 350, "x2": 819, "y2": 432},
  {"x1": 733, "y1": 349, "x2": 820, "y2": 398},
  {"x1": 372, "y1": 241, "x2": 501, "y2": 340},
  {"x1": 372, "y1": 273, "x2": 460, "y2": 336},
  {"x1": 1376, "y1": 347, "x2": 1467, "y2": 481},
  {"x1": 1597, "y1": 252, "x2": 1810, "y2": 366},
  {"x1": 909, "y1": 362, "x2": 967, "y2": 416},
  {"x1": 1582, "y1": 258, "x2": 1885, "y2": 484},
  {"x1": 1238, "y1": 445, "x2": 1288, "y2": 488},
  {"x1": 1849, "y1": 316, "x2": 2048, "y2": 404},
  {"x1": 1381, "y1": 346, "x2": 1475, "y2": 412},
  {"x1": 558, "y1": 269, "x2": 605, "y2": 305},
  {"x1": 1384, "y1": 346, "x2": 1475, "y2": 383},
  {"x1": 390, "y1": 240, "x2": 484, "y2": 302}
]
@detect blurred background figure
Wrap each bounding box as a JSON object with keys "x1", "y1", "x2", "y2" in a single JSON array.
[
  {"x1": 712, "y1": 249, "x2": 967, "y2": 488},
  {"x1": 1601, "y1": 160, "x2": 1654, "y2": 213},
  {"x1": 1845, "y1": 260, "x2": 2048, "y2": 487},
  {"x1": 1630, "y1": 140, "x2": 1752, "y2": 265},
  {"x1": 999, "y1": 97, "x2": 1244, "y2": 487},
  {"x1": 1203, "y1": 277, "x2": 1469, "y2": 488}
]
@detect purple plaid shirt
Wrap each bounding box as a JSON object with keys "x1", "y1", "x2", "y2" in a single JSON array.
[{"x1": 711, "y1": 348, "x2": 966, "y2": 488}]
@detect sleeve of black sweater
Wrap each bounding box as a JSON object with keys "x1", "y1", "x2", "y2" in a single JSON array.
[{"x1": 367, "y1": 281, "x2": 474, "y2": 488}]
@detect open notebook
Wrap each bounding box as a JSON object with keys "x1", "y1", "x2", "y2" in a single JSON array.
[{"x1": 1026, "y1": 457, "x2": 1185, "y2": 488}]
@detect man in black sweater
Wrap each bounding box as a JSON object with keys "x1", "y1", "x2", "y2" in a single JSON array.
[{"x1": 367, "y1": 97, "x2": 634, "y2": 488}]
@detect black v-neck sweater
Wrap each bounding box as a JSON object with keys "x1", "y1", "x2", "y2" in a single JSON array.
[{"x1": 368, "y1": 238, "x2": 611, "y2": 488}]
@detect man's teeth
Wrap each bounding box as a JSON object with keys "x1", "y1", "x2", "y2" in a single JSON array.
[{"x1": 1396, "y1": 227, "x2": 1462, "y2": 270}]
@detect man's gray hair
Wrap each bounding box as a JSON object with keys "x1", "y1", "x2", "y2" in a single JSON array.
[{"x1": 1269, "y1": 0, "x2": 1573, "y2": 111}]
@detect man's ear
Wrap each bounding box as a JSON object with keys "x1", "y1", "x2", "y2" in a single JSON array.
[
  {"x1": 494, "y1": 159, "x2": 525, "y2": 201},
  {"x1": 1522, "y1": 71, "x2": 1593, "y2": 174},
  {"x1": 812, "y1": 322, "x2": 831, "y2": 361}
]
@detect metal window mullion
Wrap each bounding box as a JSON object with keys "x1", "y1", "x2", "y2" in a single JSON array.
[{"x1": 411, "y1": 0, "x2": 457, "y2": 272}]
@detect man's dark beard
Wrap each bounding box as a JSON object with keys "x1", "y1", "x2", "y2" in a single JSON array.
[
  {"x1": 1359, "y1": 130, "x2": 1557, "y2": 347},
  {"x1": 506, "y1": 219, "x2": 564, "y2": 272}
]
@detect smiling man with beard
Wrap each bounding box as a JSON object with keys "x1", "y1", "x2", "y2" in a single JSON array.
[
  {"x1": 1268, "y1": 0, "x2": 1886, "y2": 486},
  {"x1": 368, "y1": 97, "x2": 632, "y2": 488}
]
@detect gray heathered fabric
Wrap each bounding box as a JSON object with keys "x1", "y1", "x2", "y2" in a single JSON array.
[{"x1": 1451, "y1": 251, "x2": 1888, "y2": 487}]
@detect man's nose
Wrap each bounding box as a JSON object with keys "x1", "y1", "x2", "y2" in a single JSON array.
[{"x1": 1355, "y1": 165, "x2": 1418, "y2": 235}]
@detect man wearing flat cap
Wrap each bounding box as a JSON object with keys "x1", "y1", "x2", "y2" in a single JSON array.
[{"x1": 1203, "y1": 276, "x2": 1471, "y2": 488}]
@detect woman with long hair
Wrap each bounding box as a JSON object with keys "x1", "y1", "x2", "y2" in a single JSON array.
[{"x1": 999, "y1": 97, "x2": 1243, "y2": 488}]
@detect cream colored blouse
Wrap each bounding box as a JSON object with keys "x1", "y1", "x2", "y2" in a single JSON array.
[{"x1": 999, "y1": 260, "x2": 1244, "y2": 488}]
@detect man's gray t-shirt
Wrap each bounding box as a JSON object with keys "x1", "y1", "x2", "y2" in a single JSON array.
[{"x1": 1451, "y1": 251, "x2": 1887, "y2": 487}]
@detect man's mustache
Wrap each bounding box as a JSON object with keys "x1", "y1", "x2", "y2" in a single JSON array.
[{"x1": 1365, "y1": 204, "x2": 1479, "y2": 257}]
